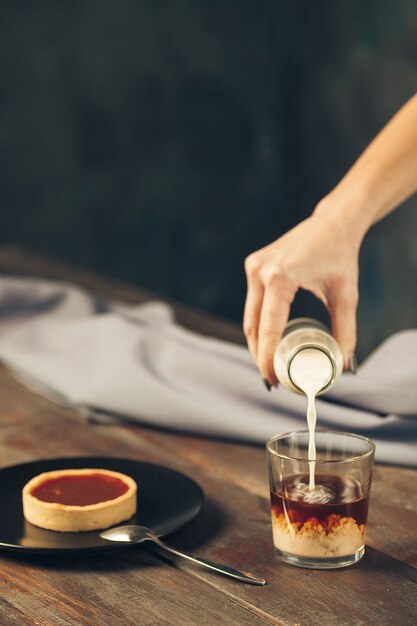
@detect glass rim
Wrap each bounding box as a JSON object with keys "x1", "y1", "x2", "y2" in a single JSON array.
[{"x1": 266, "y1": 429, "x2": 376, "y2": 463}]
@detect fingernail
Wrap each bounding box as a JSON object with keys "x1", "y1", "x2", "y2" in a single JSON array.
[
  {"x1": 263, "y1": 378, "x2": 271, "y2": 391},
  {"x1": 348, "y1": 353, "x2": 357, "y2": 375}
]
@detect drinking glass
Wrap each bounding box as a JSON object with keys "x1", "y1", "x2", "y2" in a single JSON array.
[{"x1": 267, "y1": 429, "x2": 375, "y2": 569}]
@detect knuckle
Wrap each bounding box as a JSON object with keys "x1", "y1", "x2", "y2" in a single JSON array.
[
  {"x1": 261, "y1": 266, "x2": 296, "y2": 302},
  {"x1": 244, "y1": 253, "x2": 261, "y2": 278},
  {"x1": 243, "y1": 323, "x2": 256, "y2": 338},
  {"x1": 276, "y1": 254, "x2": 291, "y2": 274},
  {"x1": 263, "y1": 266, "x2": 283, "y2": 288}
]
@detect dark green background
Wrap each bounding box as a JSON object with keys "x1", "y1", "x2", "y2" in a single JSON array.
[{"x1": 1, "y1": 1, "x2": 416, "y2": 359}]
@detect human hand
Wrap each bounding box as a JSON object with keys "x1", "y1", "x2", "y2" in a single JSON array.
[
  {"x1": 243, "y1": 200, "x2": 364, "y2": 387},
  {"x1": 243, "y1": 94, "x2": 417, "y2": 388}
]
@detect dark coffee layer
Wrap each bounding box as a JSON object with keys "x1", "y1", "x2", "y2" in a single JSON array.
[{"x1": 271, "y1": 473, "x2": 370, "y2": 526}]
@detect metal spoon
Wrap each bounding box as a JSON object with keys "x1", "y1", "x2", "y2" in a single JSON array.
[{"x1": 100, "y1": 525, "x2": 266, "y2": 585}]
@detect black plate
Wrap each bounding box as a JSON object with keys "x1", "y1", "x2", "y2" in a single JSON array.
[{"x1": 0, "y1": 456, "x2": 204, "y2": 554}]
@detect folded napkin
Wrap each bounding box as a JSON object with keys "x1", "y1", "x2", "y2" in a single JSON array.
[{"x1": 0, "y1": 277, "x2": 416, "y2": 466}]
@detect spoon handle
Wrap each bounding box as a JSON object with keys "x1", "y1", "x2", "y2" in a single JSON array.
[{"x1": 149, "y1": 536, "x2": 266, "y2": 585}]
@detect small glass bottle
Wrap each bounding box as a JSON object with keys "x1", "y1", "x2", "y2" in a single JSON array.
[{"x1": 273, "y1": 318, "x2": 343, "y2": 395}]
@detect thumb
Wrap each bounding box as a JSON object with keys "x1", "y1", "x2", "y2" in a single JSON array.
[{"x1": 330, "y1": 284, "x2": 358, "y2": 369}]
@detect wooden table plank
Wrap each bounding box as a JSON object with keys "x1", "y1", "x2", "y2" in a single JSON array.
[
  {"x1": 0, "y1": 248, "x2": 416, "y2": 626},
  {"x1": 0, "y1": 551, "x2": 272, "y2": 626}
]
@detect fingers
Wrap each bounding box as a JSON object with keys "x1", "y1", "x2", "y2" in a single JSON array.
[
  {"x1": 257, "y1": 271, "x2": 297, "y2": 386},
  {"x1": 329, "y1": 282, "x2": 358, "y2": 369},
  {"x1": 244, "y1": 253, "x2": 298, "y2": 386},
  {"x1": 243, "y1": 268, "x2": 264, "y2": 363}
]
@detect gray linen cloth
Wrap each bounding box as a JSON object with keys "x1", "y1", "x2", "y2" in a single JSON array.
[{"x1": 0, "y1": 277, "x2": 416, "y2": 466}]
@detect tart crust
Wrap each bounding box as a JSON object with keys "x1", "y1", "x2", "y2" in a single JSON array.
[{"x1": 22, "y1": 468, "x2": 137, "y2": 532}]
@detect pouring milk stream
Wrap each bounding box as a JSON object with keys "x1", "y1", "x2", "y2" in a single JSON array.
[
  {"x1": 289, "y1": 349, "x2": 333, "y2": 489},
  {"x1": 273, "y1": 318, "x2": 344, "y2": 493}
]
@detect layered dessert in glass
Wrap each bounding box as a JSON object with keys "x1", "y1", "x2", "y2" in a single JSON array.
[
  {"x1": 267, "y1": 430, "x2": 374, "y2": 568},
  {"x1": 270, "y1": 473, "x2": 369, "y2": 559}
]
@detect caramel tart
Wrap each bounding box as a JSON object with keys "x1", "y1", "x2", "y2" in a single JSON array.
[{"x1": 22, "y1": 468, "x2": 137, "y2": 532}]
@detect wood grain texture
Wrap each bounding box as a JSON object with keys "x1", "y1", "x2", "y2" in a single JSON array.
[
  {"x1": 0, "y1": 247, "x2": 416, "y2": 626},
  {"x1": 0, "y1": 551, "x2": 272, "y2": 626}
]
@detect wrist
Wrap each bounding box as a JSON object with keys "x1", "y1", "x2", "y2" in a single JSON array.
[{"x1": 313, "y1": 179, "x2": 376, "y2": 245}]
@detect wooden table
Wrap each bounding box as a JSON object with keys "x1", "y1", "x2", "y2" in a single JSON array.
[{"x1": 0, "y1": 247, "x2": 416, "y2": 626}]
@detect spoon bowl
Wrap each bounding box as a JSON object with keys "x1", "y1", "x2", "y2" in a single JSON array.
[{"x1": 100, "y1": 525, "x2": 154, "y2": 543}]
